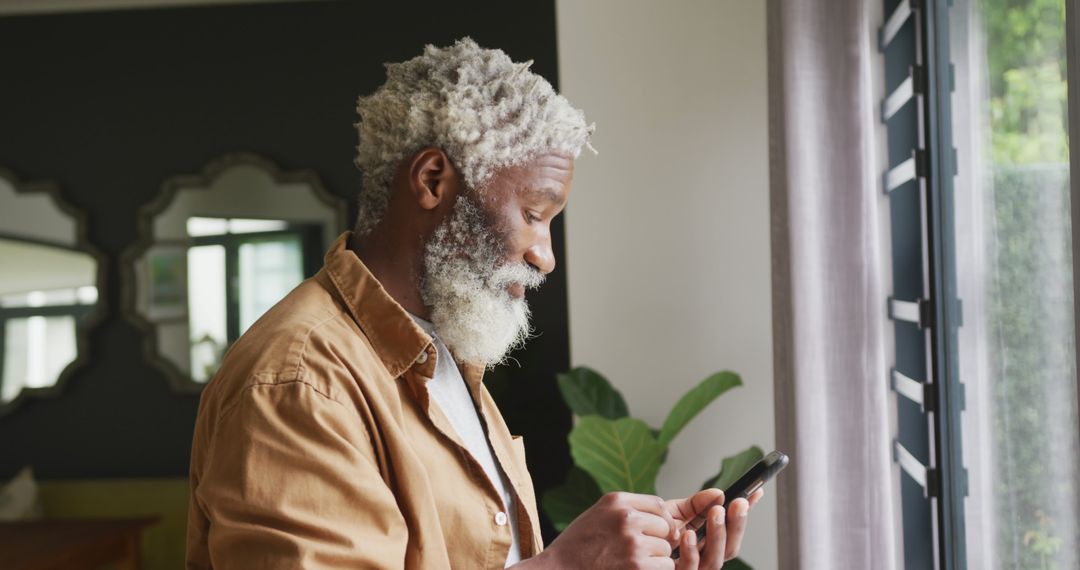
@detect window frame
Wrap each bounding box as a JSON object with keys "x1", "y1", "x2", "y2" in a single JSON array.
[
  {"x1": 1066, "y1": 0, "x2": 1080, "y2": 476},
  {"x1": 884, "y1": 0, "x2": 1080, "y2": 567},
  {"x1": 921, "y1": 1, "x2": 969, "y2": 567}
]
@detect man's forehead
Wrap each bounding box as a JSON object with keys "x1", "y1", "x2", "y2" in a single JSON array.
[
  {"x1": 531, "y1": 152, "x2": 574, "y2": 170},
  {"x1": 479, "y1": 153, "x2": 573, "y2": 205},
  {"x1": 505, "y1": 153, "x2": 574, "y2": 184}
]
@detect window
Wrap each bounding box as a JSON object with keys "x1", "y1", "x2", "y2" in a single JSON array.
[{"x1": 881, "y1": 0, "x2": 1080, "y2": 567}]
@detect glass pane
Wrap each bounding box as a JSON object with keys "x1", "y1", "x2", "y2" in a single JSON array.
[
  {"x1": 187, "y1": 245, "x2": 226, "y2": 383},
  {"x1": 238, "y1": 237, "x2": 303, "y2": 334},
  {"x1": 2, "y1": 316, "x2": 77, "y2": 402},
  {"x1": 76, "y1": 286, "x2": 97, "y2": 305},
  {"x1": 952, "y1": 0, "x2": 1079, "y2": 567},
  {"x1": 1, "y1": 287, "x2": 97, "y2": 308},
  {"x1": 186, "y1": 216, "x2": 289, "y2": 237},
  {"x1": 228, "y1": 219, "x2": 288, "y2": 234},
  {"x1": 186, "y1": 217, "x2": 229, "y2": 237}
]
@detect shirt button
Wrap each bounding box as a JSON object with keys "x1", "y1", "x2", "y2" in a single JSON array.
[
  {"x1": 494, "y1": 512, "x2": 508, "y2": 526},
  {"x1": 416, "y1": 352, "x2": 428, "y2": 364}
]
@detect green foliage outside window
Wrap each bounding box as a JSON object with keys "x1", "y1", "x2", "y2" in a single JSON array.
[
  {"x1": 984, "y1": 0, "x2": 1068, "y2": 163},
  {"x1": 981, "y1": 0, "x2": 1078, "y2": 567},
  {"x1": 987, "y1": 165, "x2": 1076, "y2": 569}
]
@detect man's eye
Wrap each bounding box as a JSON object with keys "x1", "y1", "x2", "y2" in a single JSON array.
[{"x1": 524, "y1": 211, "x2": 541, "y2": 223}]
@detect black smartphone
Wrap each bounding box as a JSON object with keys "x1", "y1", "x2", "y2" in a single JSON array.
[{"x1": 671, "y1": 450, "x2": 789, "y2": 560}]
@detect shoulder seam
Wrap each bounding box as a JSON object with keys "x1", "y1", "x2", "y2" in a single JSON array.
[
  {"x1": 216, "y1": 376, "x2": 350, "y2": 424},
  {"x1": 199, "y1": 378, "x2": 371, "y2": 492},
  {"x1": 292, "y1": 310, "x2": 345, "y2": 381}
]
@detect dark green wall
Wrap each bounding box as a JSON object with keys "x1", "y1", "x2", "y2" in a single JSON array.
[{"x1": 0, "y1": 0, "x2": 571, "y2": 538}]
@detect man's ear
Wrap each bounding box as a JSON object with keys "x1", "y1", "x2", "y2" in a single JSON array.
[{"x1": 408, "y1": 147, "x2": 460, "y2": 211}]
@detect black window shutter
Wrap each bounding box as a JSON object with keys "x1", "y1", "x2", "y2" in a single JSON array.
[{"x1": 879, "y1": 0, "x2": 968, "y2": 567}]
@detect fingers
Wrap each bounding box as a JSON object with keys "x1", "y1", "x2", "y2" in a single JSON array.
[
  {"x1": 748, "y1": 488, "x2": 765, "y2": 507},
  {"x1": 601, "y1": 490, "x2": 759, "y2": 566},
  {"x1": 661, "y1": 489, "x2": 761, "y2": 568},
  {"x1": 638, "y1": 534, "x2": 675, "y2": 558},
  {"x1": 644, "y1": 559, "x2": 678, "y2": 570},
  {"x1": 599, "y1": 492, "x2": 679, "y2": 550},
  {"x1": 700, "y1": 504, "x2": 727, "y2": 569},
  {"x1": 667, "y1": 488, "x2": 725, "y2": 523},
  {"x1": 723, "y1": 498, "x2": 751, "y2": 561},
  {"x1": 622, "y1": 493, "x2": 680, "y2": 541},
  {"x1": 665, "y1": 488, "x2": 726, "y2": 555},
  {"x1": 675, "y1": 526, "x2": 700, "y2": 570},
  {"x1": 690, "y1": 488, "x2": 726, "y2": 515},
  {"x1": 629, "y1": 509, "x2": 679, "y2": 541}
]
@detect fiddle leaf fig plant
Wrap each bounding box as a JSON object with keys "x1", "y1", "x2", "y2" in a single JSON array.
[
  {"x1": 542, "y1": 366, "x2": 762, "y2": 570},
  {"x1": 555, "y1": 366, "x2": 630, "y2": 419},
  {"x1": 569, "y1": 416, "x2": 666, "y2": 494}
]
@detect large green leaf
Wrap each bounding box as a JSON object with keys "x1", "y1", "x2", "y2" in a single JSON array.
[
  {"x1": 700, "y1": 446, "x2": 765, "y2": 491},
  {"x1": 556, "y1": 366, "x2": 629, "y2": 419},
  {"x1": 725, "y1": 557, "x2": 753, "y2": 570},
  {"x1": 658, "y1": 371, "x2": 742, "y2": 446},
  {"x1": 569, "y1": 416, "x2": 665, "y2": 494},
  {"x1": 540, "y1": 467, "x2": 602, "y2": 531}
]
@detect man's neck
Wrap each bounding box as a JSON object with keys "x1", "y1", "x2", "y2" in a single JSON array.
[{"x1": 348, "y1": 227, "x2": 430, "y2": 319}]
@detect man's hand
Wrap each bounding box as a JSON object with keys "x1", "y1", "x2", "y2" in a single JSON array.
[
  {"x1": 522, "y1": 491, "x2": 679, "y2": 569},
  {"x1": 518, "y1": 487, "x2": 763, "y2": 569},
  {"x1": 667, "y1": 488, "x2": 765, "y2": 569}
]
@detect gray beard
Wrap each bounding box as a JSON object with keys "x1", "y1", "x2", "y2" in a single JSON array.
[{"x1": 420, "y1": 195, "x2": 545, "y2": 366}]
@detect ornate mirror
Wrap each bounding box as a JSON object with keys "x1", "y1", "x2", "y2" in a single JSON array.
[
  {"x1": 0, "y1": 168, "x2": 104, "y2": 415},
  {"x1": 123, "y1": 154, "x2": 346, "y2": 391}
]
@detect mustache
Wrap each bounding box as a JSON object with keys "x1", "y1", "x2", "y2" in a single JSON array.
[{"x1": 489, "y1": 262, "x2": 546, "y2": 290}]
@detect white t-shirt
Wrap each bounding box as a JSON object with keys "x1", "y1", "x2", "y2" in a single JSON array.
[{"x1": 409, "y1": 314, "x2": 522, "y2": 566}]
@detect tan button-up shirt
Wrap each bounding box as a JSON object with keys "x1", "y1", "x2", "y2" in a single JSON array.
[{"x1": 186, "y1": 232, "x2": 543, "y2": 569}]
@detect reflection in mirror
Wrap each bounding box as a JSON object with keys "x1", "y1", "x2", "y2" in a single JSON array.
[
  {"x1": 0, "y1": 168, "x2": 103, "y2": 414},
  {"x1": 185, "y1": 217, "x2": 320, "y2": 381},
  {"x1": 124, "y1": 154, "x2": 345, "y2": 390}
]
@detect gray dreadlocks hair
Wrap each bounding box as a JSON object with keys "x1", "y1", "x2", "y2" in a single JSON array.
[{"x1": 353, "y1": 37, "x2": 595, "y2": 235}]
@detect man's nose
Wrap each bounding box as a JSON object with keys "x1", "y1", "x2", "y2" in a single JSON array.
[{"x1": 523, "y1": 239, "x2": 556, "y2": 275}]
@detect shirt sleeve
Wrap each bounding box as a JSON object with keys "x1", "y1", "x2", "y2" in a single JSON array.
[{"x1": 190, "y1": 380, "x2": 407, "y2": 569}]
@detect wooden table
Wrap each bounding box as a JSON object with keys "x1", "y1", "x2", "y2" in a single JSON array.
[{"x1": 0, "y1": 517, "x2": 159, "y2": 570}]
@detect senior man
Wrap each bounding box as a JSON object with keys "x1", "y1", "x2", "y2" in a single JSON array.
[{"x1": 186, "y1": 38, "x2": 760, "y2": 569}]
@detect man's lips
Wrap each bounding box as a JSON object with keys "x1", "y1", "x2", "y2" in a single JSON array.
[{"x1": 507, "y1": 282, "x2": 525, "y2": 299}]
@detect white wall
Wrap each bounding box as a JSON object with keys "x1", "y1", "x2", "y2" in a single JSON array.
[
  {"x1": 0, "y1": 177, "x2": 78, "y2": 247},
  {"x1": 555, "y1": 0, "x2": 775, "y2": 566}
]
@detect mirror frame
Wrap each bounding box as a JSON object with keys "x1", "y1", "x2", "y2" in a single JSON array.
[
  {"x1": 0, "y1": 167, "x2": 107, "y2": 417},
  {"x1": 120, "y1": 153, "x2": 347, "y2": 393}
]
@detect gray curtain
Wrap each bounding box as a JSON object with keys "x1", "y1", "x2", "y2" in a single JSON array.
[{"x1": 767, "y1": 0, "x2": 899, "y2": 568}]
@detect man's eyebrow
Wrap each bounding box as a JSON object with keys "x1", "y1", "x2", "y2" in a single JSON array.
[{"x1": 522, "y1": 186, "x2": 563, "y2": 204}]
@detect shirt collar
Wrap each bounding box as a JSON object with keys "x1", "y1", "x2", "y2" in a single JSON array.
[
  {"x1": 320, "y1": 231, "x2": 489, "y2": 392},
  {"x1": 320, "y1": 231, "x2": 433, "y2": 378},
  {"x1": 405, "y1": 310, "x2": 487, "y2": 398}
]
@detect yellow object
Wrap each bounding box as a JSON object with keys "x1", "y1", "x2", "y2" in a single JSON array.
[{"x1": 37, "y1": 478, "x2": 189, "y2": 570}]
